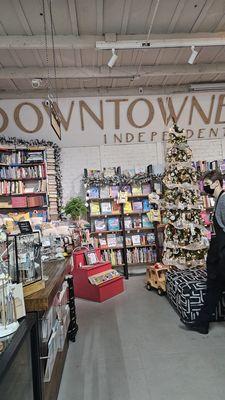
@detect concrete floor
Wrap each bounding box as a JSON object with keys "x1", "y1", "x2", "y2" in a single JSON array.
[{"x1": 58, "y1": 276, "x2": 225, "y2": 400}]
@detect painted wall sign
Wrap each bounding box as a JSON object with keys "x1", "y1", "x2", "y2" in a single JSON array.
[{"x1": 0, "y1": 92, "x2": 225, "y2": 146}]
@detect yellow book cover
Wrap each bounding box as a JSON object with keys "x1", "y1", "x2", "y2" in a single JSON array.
[
  {"x1": 124, "y1": 201, "x2": 132, "y2": 213},
  {"x1": 132, "y1": 185, "x2": 142, "y2": 195},
  {"x1": 90, "y1": 201, "x2": 100, "y2": 215}
]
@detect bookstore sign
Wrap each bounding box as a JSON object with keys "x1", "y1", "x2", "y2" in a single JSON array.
[{"x1": 0, "y1": 93, "x2": 225, "y2": 146}]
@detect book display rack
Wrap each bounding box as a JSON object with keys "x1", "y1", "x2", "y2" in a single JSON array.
[
  {"x1": 0, "y1": 145, "x2": 60, "y2": 220},
  {"x1": 84, "y1": 167, "x2": 162, "y2": 278}
]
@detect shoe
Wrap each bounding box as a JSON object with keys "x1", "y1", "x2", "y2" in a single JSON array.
[{"x1": 180, "y1": 317, "x2": 209, "y2": 335}]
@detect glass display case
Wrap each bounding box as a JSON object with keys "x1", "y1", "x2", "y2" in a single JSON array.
[{"x1": 7, "y1": 232, "x2": 42, "y2": 286}]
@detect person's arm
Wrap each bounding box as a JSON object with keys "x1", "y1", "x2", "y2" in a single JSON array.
[{"x1": 215, "y1": 194, "x2": 225, "y2": 272}]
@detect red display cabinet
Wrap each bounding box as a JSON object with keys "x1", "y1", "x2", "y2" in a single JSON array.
[{"x1": 72, "y1": 248, "x2": 124, "y2": 302}]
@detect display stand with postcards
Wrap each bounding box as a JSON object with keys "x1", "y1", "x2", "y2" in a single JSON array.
[{"x1": 72, "y1": 247, "x2": 124, "y2": 302}]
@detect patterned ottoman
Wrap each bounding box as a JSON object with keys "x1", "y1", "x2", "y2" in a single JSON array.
[{"x1": 166, "y1": 268, "x2": 225, "y2": 322}]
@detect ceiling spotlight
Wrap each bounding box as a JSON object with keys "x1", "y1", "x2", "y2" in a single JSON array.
[
  {"x1": 107, "y1": 48, "x2": 118, "y2": 68},
  {"x1": 31, "y1": 78, "x2": 42, "y2": 88},
  {"x1": 188, "y1": 46, "x2": 198, "y2": 64}
]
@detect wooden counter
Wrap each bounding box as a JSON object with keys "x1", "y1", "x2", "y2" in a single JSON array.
[{"x1": 25, "y1": 259, "x2": 70, "y2": 313}]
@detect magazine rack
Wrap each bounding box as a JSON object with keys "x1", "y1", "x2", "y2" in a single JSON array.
[{"x1": 72, "y1": 247, "x2": 124, "y2": 302}]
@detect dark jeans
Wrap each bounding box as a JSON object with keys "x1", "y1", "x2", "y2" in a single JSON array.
[{"x1": 198, "y1": 237, "x2": 225, "y2": 324}]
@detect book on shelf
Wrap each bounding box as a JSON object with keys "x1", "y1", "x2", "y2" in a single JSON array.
[
  {"x1": 100, "y1": 186, "x2": 110, "y2": 198},
  {"x1": 140, "y1": 235, "x2": 147, "y2": 245},
  {"x1": 131, "y1": 235, "x2": 141, "y2": 246},
  {"x1": 133, "y1": 216, "x2": 142, "y2": 228},
  {"x1": 95, "y1": 219, "x2": 107, "y2": 232},
  {"x1": 116, "y1": 236, "x2": 123, "y2": 247},
  {"x1": 121, "y1": 184, "x2": 132, "y2": 194},
  {"x1": 142, "y1": 215, "x2": 154, "y2": 228},
  {"x1": 87, "y1": 169, "x2": 101, "y2": 179},
  {"x1": 11, "y1": 196, "x2": 27, "y2": 208},
  {"x1": 110, "y1": 186, "x2": 119, "y2": 198},
  {"x1": 142, "y1": 199, "x2": 151, "y2": 212},
  {"x1": 135, "y1": 166, "x2": 145, "y2": 174},
  {"x1": 101, "y1": 202, "x2": 112, "y2": 214},
  {"x1": 146, "y1": 233, "x2": 155, "y2": 244},
  {"x1": 112, "y1": 202, "x2": 121, "y2": 214},
  {"x1": 132, "y1": 201, "x2": 143, "y2": 212},
  {"x1": 89, "y1": 186, "x2": 99, "y2": 198},
  {"x1": 108, "y1": 217, "x2": 120, "y2": 231},
  {"x1": 142, "y1": 183, "x2": 151, "y2": 195},
  {"x1": 99, "y1": 237, "x2": 107, "y2": 248},
  {"x1": 27, "y1": 195, "x2": 44, "y2": 207},
  {"x1": 90, "y1": 202, "x2": 100, "y2": 215},
  {"x1": 107, "y1": 234, "x2": 117, "y2": 248},
  {"x1": 103, "y1": 167, "x2": 116, "y2": 177},
  {"x1": 124, "y1": 201, "x2": 132, "y2": 213},
  {"x1": 124, "y1": 216, "x2": 132, "y2": 229},
  {"x1": 132, "y1": 185, "x2": 142, "y2": 195},
  {"x1": 126, "y1": 236, "x2": 132, "y2": 246}
]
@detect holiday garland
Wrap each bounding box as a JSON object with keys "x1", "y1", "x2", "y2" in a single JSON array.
[
  {"x1": 0, "y1": 136, "x2": 63, "y2": 212},
  {"x1": 83, "y1": 171, "x2": 162, "y2": 187}
]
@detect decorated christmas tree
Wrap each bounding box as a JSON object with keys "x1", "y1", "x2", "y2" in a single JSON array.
[{"x1": 162, "y1": 123, "x2": 209, "y2": 270}]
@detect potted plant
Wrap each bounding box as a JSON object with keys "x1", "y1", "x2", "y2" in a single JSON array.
[{"x1": 64, "y1": 197, "x2": 87, "y2": 220}]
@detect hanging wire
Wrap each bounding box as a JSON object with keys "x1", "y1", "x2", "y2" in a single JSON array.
[
  {"x1": 134, "y1": 0, "x2": 160, "y2": 80},
  {"x1": 42, "y1": 0, "x2": 58, "y2": 104},
  {"x1": 49, "y1": 0, "x2": 58, "y2": 104}
]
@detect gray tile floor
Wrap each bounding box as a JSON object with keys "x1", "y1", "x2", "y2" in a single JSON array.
[{"x1": 58, "y1": 276, "x2": 225, "y2": 400}]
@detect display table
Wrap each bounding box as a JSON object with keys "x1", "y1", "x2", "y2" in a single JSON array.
[
  {"x1": 72, "y1": 249, "x2": 124, "y2": 302},
  {"x1": 24, "y1": 258, "x2": 74, "y2": 400}
]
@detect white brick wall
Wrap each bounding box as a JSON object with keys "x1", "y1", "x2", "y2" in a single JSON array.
[{"x1": 61, "y1": 138, "x2": 225, "y2": 204}]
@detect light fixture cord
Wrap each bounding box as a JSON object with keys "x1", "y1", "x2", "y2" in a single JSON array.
[{"x1": 135, "y1": 0, "x2": 160, "y2": 79}]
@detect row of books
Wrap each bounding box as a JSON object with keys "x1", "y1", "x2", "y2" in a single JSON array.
[
  {"x1": 0, "y1": 194, "x2": 46, "y2": 209},
  {"x1": 124, "y1": 215, "x2": 153, "y2": 229},
  {"x1": 0, "y1": 165, "x2": 46, "y2": 180},
  {"x1": 90, "y1": 201, "x2": 120, "y2": 215},
  {"x1": 202, "y1": 195, "x2": 215, "y2": 209},
  {"x1": 101, "y1": 248, "x2": 157, "y2": 266},
  {"x1": 88, "y1": 270, "x2": 120, "y2": 285},
  {"x1": 93, "y1": 217, "x2": 120, "y2": 232},
  {"x1": 90, "y1": 199, "x2": 151, "y2": 215},
  {"x1": 101, "y1": 249, "x2": 124, "y2": 266},
  {"x1": 0, "y1": 150, "x2": 44, "y2": 164},
  {"x1": 0, "y1": 180, "x2": 47, "y2": 195},
  {"x1": 92, "y1": 214, "x2": 153, "y2": 232},
  {"x1": 93, "y1": 232, "x2": 155, "y2": 248},
  {"x1": 192, "y1": 160, "x2": 225, "y2": 173},
  {"x1": 124, "y1": 199, "x2": 151, "y2": 213},
  {"x1": 88, "y1": 184, "x2": 151, "y2": 199},
  {"x1": 127, "y1": 248, "x2": 157, "y2": 264}
]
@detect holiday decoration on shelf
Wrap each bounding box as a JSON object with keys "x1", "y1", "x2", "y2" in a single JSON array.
[
  {"x1": 83, "y1": 166, "x2": 162, "y2": 188},
  {"x1": 162, "y1": 123, "x2": 209, "y2": 270}
]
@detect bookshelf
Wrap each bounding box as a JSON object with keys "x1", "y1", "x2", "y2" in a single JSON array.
[
  {"x1": 85, "y1": 168, "x2": 160, "y2": 278},
  {"x1": 0, "y1": 145, "x2": 59, "y2": 220}
]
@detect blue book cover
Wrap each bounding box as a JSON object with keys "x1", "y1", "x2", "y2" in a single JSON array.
[
  {"x1": 89, "y1": 186, "x2": 100, "y2": 198},
  {"x1": 143, "y1": 199, "x2": 151, "y2": 212},
  {"x1": 108, "y1": 217, "x2": 120, "y2": 231}
]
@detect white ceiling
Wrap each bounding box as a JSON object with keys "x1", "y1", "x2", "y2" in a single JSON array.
[{"x1": 0, "y1": 0, "x2": 225, "y2": 98}]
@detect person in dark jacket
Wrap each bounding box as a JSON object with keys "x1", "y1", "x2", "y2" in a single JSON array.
[{"x1": 181, "y1": 169, "x2": 225, "y2": 334}]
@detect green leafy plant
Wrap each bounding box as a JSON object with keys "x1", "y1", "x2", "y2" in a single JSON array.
[{"x1": 64, "y1": 197, "x2": 87, "y2": 220}]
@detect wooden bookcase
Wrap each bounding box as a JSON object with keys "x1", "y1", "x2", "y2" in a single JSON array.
[
  {"x1": 86, "y1": 180, "x2": 159, "y2": 278},
  {"x1": 0, "y1": 145, "x2": 59, "y2": 220}
]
